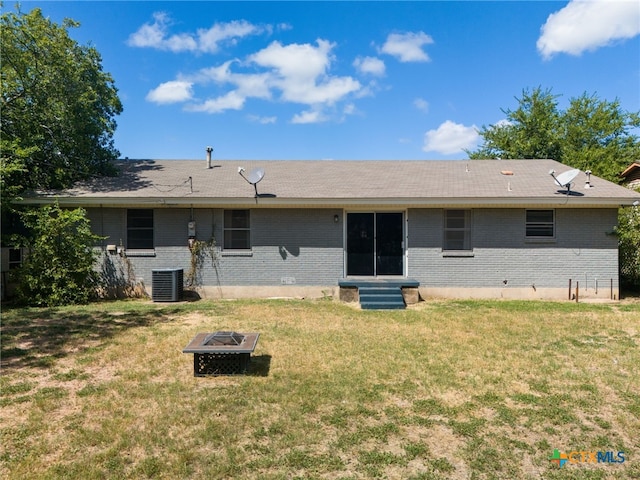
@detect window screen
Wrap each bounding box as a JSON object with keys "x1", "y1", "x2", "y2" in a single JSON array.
[
  {"x1": 224, "y1": 210, "x2": 251, "y2": 250},
  {"x1": 127, "y1": 209, "x2": 154, "y2": 249},
  {"x1": 526, "y1": 210, "x2": 554, "y2": 237},
  {"x1": 444, "y1": 210, "x2": 471, "y2": 250}
]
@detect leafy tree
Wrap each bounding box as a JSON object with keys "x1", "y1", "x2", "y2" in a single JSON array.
[
  {"x1": 469, "y1": 86, "x2": 640, "y2": 291},
  {"x1": 11, "y1": 203, "x2": 104, "y2": 306},
  {"x1": 1, "y1": 7, "x2": 122, "y2": 304},
  {"x1": 617, "y1": 194, "x2": 640, "y2": 291},
  {"x1": 467, "y1": 87, "x2": 640, "y2": 183},
  {"x1": 563, "y1": 94, "x2": 640, "y2": 182},
  {"x1": 1, "y1": 7, "x2": 122, "y2": 208},
  {"x1": 467, "y1": 87, "x2": 563, "y2": 163}
]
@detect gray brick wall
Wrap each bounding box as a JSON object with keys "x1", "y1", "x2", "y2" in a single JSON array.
[
  {"x1": 88, "y1": 207, "x2": 343, "y2": 287},
  {"x1": 214, "y1": 208, "x2": 343, "y2": 285},
  {"x1": 87, "y1": 206, "x2": 619, "y2": 292},
  {"x1": 407, "y1": 208, "x2": 619, "y2": 289}
]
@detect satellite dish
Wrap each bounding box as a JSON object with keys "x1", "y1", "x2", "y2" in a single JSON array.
[
  {"x1": 238, "y1": 167, "x2": 265, "y2": 197},
  {"x1": 549, "y1": 168, "x2": 580, "y2": 194},
  {"x1": 247, "y1": 168, "x2": 265, "y2": 185}
]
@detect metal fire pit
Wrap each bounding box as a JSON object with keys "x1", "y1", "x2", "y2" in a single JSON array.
[{"x1": 183, "y1": 331, "x2": 260, "y2": 376}]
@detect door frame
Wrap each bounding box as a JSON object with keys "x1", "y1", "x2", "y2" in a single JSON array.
[{"x1": 343, "y1": 210, "x2": 407, "y2": 277}]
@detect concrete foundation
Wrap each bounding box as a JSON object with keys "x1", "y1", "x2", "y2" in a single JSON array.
[
  {"x1": 144, "y1": 284, "x2": 619, "y2": 303},
  {"x1": 402, "y1": 287, "x2": 421, "y2": 304},
  {"x1": 339, "y1": 286, "x2": 359, "y2": 303},
  {"x1": 158, "y1": 285, "x2": 339, "y2": 301},
  {"x1": 419, "y1": 286, "x2": 619, "y2": 301}
]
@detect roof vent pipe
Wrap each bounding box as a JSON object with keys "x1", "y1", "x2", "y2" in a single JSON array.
[
  {"x1": 585, "y1": 170, "x2": 592, "y2": 188},
  {"x1": 206, "y1": 146, "x2": 213, "y2": 169}
]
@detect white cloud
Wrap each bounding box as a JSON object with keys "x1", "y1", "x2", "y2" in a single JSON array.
[
  {"x1": 381, "y1": 32, "x2": 434, "y2": 62},
  {"x1": 164, "y1": 33, "x2": 199, "y2": 53},
  {"x1": 277, "y1": 23, "x2": 293, "y2": 31},
  {"x1": 413, "y1": 97, "x2": 429, "y2": 113},
  {"x1": 291, "y1": 109, "x2": 327, "y2": 124},
  {"x1": 175, "y1": 61, "x2": 272, "y2": 113},
  {"x1": 250, "y1": 39, "x2": 333, "y2": 79},
  {"x1": 146, "y1": 80, "x2": 193, "y2": 104},
  {"x1": 353, "y1": 56, "x2": 386, "y2": 76},
  {"x1": 186, "y1": 91, "x2": 246, "y2": 114},
  {"x1": 249, "y1": 40, "x2": 361, "y2": 105},
  {"x1": 197, "y1": 20, "x2": 261, "y2": 53},
  {"x1": 127, "y1": 12, "x2": 171, "y2": 48},
  {"x1": 195, "y1": 62, "x2": 272, "y2": 99},
  {"x1": 284, "y1": 76, "x2": 361, "y2": 105},
  {"x1": 145, "y1": 35, "x2": 362, "y2": 120},
  {"x1": 193, "y1": 62, "x2": 234, "y2": 83},
  {"x1": 494, "y1": 119, "x2": 512, "y2": 128},
  {"x1": 248, "y1": 114, "x2": 277, "y2": 124},
  {"x1": 353, "y1": 80, "x2": 382, "y2": 100},
  {"x1": 127, "y1": 12, "x2": 263, "y2": 53},
  {"x1": 537, "y1": 0, "x2": 640, "y2": 59},
  {"x1": 423, "y1": 120, "x2": 479, "y2": 155},
  {"x1": 343, "y1": 103, "x2": 356, "y2": 115}
]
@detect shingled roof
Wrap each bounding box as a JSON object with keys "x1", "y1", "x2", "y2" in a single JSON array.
[{"x1": 27, "y1": 159, "x2": 640, "y2": 208}]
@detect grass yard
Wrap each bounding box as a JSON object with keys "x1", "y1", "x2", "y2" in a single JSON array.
[{"x1": 1, "y1": 298, "x2": 639, "y2": 479}]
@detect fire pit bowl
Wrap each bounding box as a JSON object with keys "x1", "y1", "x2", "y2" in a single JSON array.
[
  {"x1": 203, "y1": 331, "x2": 245, "y2": 346},
  {"x1": 183, "y1": 331, "x2": 260, "y2": 376}
]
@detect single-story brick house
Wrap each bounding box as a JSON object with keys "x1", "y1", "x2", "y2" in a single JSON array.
[{"x1": 12, "y1": 157, "x2": 640, "y2": 304}]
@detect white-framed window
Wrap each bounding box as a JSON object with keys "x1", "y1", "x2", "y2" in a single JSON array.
[
  {"x1": 223, "y1": 210, "x2": 251, "y2": 250},
  {"x1": 526, "y1": 210, "x2": 555, "y2": 238},
  {"x1": 127, "y1": 209, "x2": 154, "y2": 249},
  {"x1": 444, "y1": 209, "x2": 471, "y2": 251}
]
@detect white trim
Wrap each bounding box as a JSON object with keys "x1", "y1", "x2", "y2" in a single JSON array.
[
  {"x1": 124, "y1": 249, "x2": 156, "y2": 257},
  {"x1": 220, "y1": 250, "x2": 253, "y2": 257},
  {"x1": 341, "y1": 209, "x2": 346, "y2": 278},
  {"x1": 404, "y1": 210, "x2": 409, "y2": 277}
]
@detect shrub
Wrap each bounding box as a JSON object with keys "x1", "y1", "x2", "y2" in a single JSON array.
[
  {"x1": 12, "y1": 203, "x2": 103, "y2": 306},
  {"x1": 618, "y1": 199, "x2": 640, "y2": 292}
]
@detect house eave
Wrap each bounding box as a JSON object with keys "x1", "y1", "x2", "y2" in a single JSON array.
[
  {"x1": 19, "y1": 195, "x2": 639, "y2": 208},
  {"x1": 620, "y1": 162, "x2": 640, "y2": 178}
]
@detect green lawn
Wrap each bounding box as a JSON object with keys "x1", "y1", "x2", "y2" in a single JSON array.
[{"x1": 1, "y1": 299, "x2": 639, "y2": 479}]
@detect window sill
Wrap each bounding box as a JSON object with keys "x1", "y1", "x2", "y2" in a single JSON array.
[
  {"x1": 125, "y1": 249, "x2": 156, "y2": 257},
  {"x1": 525, "y1": 238, "x2": 556, "y2": 244},
  {"x1": 221, "y1": 250, "x2": 253, "y2": 257},
  {"x1": 442, "y1": 250, "x2": 475, "y2": 257}
]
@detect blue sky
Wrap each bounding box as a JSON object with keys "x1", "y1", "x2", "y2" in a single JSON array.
[{"x1": 19, "y1": 1, "x2": 640, "y2": 161}]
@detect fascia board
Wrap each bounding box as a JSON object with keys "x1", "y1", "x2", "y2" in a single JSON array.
[{"x1": 18, "y1": 195, "x2": 639, "y2": 208}]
